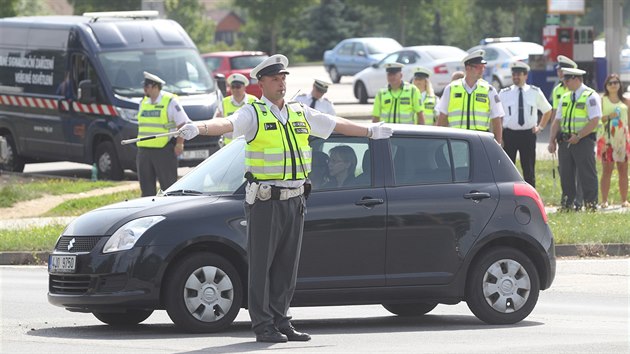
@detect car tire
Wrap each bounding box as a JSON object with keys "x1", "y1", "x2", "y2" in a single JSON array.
[
  {"x1": 164, "y1": 252, "x2": 243, "y2": 333},
  {"x1": 466, "y1": 247, "x2": 540, "y2": 325},
  {"x1": 355, "y1": 81, "x2": 368, "y2": 104},
  {"x1": 329, "y1": 66, "x2": 341, "y2": 83},
  {"x1": 94, "y1": 141, "x2": 124, "y2": 181},
  {"x1": 382, "y1": 302, "x2": 438, "y2": 316},
  {"x1": 0, "y1": 133, "x2": 25, "y2": 173},
  {"x1": 491, "y1": 76, "x2": 502, "y2": 91},
  {"x1": 92, "y1": 309, "x2": 153, "y2": 325}
]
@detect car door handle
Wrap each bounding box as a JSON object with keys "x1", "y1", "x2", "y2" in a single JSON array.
[
  {"x1": 355, "y1": 198, "x2": 384, "y2": 207},
  {"x1": 463, "y1": 192, "x2": 491, "y2": 201}
]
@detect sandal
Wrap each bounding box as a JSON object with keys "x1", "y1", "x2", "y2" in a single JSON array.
[
  {"x1": 600, "y1": 202, "x2": 609, "y2": 209},
  {"x1": 622, "y1": 201, "x2": 630, "y2": 208}
]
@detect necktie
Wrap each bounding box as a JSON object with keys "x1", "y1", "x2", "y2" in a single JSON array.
[
  {"x1": 310, "y1": 97, "x2": 317, "y2": 109},
  {"x1": 572, "y1": 92, "x2": 576, "y2": 103},
  {"x1": 518, "y1": 87, "x2": 524, "y2": 126}
]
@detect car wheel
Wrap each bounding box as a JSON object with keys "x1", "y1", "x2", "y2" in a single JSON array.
[
  {"x1": 92, "y1": 309, "x2": 153, "y2": 325},
  {"x1": 94, "y1": 141, "x2": 124, "y2": 180},
  {"x1": 382, "y1": 302, "x2": 438, "y2": 316},
  {"x1": 355, "y1": 81, "x2": 368, "y2": 104},
  {"x1": 466, "y1": 247, "x2": 540, "y2": 325},
  {"x1": 491, "y1": 76, "x2": 502, "y2": 90},
  {"x1": 164, "y1": 252, "x2": 243, "y2": 333},
  {"x1": 329, "y1": 66, "x2": 341, "y2": 83},
  {"x1": 0, "y1": 133, "x2": 25, "y2": 172}
]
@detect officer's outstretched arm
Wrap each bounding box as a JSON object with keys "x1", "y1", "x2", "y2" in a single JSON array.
[
  {"x1": 333, "y1": 117, "x2": 371, "y2": 137},
  {"x1": 179, "y1": 119, "x2": 233, "y2": 140}
]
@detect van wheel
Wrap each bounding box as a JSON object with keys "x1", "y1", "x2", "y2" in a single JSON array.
[
  {"x1": 0, "y1": 133, "x2": 25, "y2": 173},
  {"x1": 93, "y1": 309, "x2": 153, "y2": 325},
  {"x1": 164, "y1": 252, "x2": 243, "y2": 333},
  {"x1": 94, "y1": 141, "x2": 124, "y2": 180},
  {"x1": 466, "y1": 247, "x2": 540, "y2": 324}
]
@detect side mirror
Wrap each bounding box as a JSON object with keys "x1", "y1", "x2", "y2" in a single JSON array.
[
  {"x1": 78, "y1": 80, "x2": 94, "y2": 104},
  {"x1": 356, "y1": 50, "x2": 366, "y2": 57},
  {"x1": 371, "y1": 63, "x2": 379, "y2": 68},
  {"x1": 214, "y1": 73, "x2": 226, "y2": 97}
]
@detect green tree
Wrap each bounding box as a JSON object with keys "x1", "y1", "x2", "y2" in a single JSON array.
[
  {"x1": 165, "y1": 0, "x2": 215, "y2": 52},
  {"x1": 1, "y1": 0, "x2": 49, "y2": 17},
  {"x1": 69, "y1": 0, "x2": 141, "y2": 15}
]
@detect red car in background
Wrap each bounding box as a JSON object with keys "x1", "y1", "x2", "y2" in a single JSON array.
[{"x1": 202, "y1": 51, "x2": 268, "y2": 98}]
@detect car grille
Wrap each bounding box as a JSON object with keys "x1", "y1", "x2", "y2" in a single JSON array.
[
  {"x1": 49, "y1": 275, "x2": 92, "y2": 295},
  {"x1": 55, "y1": 236, "x2": 104, "y2": 253}
]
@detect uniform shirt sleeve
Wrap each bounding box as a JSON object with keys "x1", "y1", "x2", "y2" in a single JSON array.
[
  {"x1": 168, "y1": 98, "x2": 191, "y2": 125},
  {"x1": 586, "y1": 93, "x2": 602, "y2": 120},
  {"x1": 303, "y1": 105, "x2": 337, "y2": 139},
  {"x1": 536, "y1": 88, "x2": 552, "y2": 113},
  {"x1": 488, "y1": 86, "x2": 505, "y2": 119},
  {"x1": 554, "y1": 96, "x2": 564, "y2": 120},
  {"x1": 436, "y1": 85, "x2": 451, "y2": 115},
  {"x1": 227, "y1": 105, "x2": 258, "y2": 141}
]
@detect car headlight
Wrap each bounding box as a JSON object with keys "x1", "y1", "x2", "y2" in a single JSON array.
[
  {"x1": 115, "y1": 107, "x2": 139, "y2": 123},
  {"x1": 102, "y1": 216, "x2": 165, "y2": 253}
]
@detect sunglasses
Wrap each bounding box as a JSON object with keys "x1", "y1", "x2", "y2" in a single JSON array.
[
  {"x1": 143, "y1": 82, "x2": 155, "y2": 88},
  {"x1": 607, "y1": 81, "x2": 620, "y2": 85},
  {"x1": 563, "y1": 75, "x2": 577, "y2": 81},
  {"x1": 230, "y1": 83, "x2": 244, "y2": 89}
]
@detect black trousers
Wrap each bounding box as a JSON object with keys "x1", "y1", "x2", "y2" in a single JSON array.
[
  {"x1": 503, "y1": 128, "x2": 537, "y2": 187},
  {"x1": 245, "y1": 195, "x2": 306, "y2": 334},
  {"x1": 136, "y1": 142, "x2": 178, "y2": 197}
]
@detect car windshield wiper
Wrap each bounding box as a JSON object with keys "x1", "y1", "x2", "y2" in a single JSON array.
[{"x1": 163, "y1": 189, "x2": 204, "y2": 196}]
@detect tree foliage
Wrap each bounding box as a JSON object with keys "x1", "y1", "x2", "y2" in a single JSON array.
[
  {"x1": 164, "y1": 0, "x2": 215, "y2": 53},
  {"x1": 69, "y1": 0, "x2": 141, "y2": 15},
  {"x1": 0, "y1": 0, "x2": 49, "y2": 18}
]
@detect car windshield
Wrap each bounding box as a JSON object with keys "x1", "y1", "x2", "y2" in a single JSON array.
[
  {"x1": 230, "y1": 55, "x2": 268, "y2": 70},
  {"x1": 163, "y1": 138, "x2": 246, "y2": 195},
  {"x1": 365, "y1": 39, "x2": 402, "y2": 55},
  {"x1": 99, "y1": 49, "x2": 216, "y2": 97},
  {"x1": 424, "y1": 47, "x2": 466, "y2": 60}
]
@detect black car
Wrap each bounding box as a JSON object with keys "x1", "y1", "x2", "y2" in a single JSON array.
[{"x1": 48, "y1": 125, "x2": 555, "y2": 333}]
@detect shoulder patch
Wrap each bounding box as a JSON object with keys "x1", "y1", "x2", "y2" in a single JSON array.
[
  {"x1": 297, "y1": 93, "x2": 307, "y2": 97},
  {"x1": 530, "y1": 85, "x2": 540, "y2": 91},
  {"x1": 499, "y1": 87, "x2": 510, "y2": 93}
]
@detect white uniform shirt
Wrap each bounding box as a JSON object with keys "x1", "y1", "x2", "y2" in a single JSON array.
[
  {"x1": 146, "y1": 92, "x2": 191, "y2": 127},
  {"x1": 554, "y1": 83, "x2": 602, "y2": 121},
  {"x1": 500, "y1": 84, "x2": 551, "y2": 130},
  {"x1": 227, "y1": 95, "x2": 338, "y2": 187},
  {"x1": 436, "y1": 79, "x2": 505, "y2": 119},
  {"x1": 294, "y1": 93, "x2": 336, "y2": 115}
]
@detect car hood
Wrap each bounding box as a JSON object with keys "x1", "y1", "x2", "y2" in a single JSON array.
[{"x1": 63, "y1": 195, "x2": 220, "y2": 236}]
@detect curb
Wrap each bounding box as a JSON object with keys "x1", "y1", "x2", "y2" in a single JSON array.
[{"x1": 2, "y1": 244, "x2": 628, "y2": 266}]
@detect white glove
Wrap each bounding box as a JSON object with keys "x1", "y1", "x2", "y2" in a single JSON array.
[
  {"x1": 368, "y1": 122, "x2": 393, "y2": 139},
  {"x1": 178, "y1": 123, "x2": 199, "y2": 140}
]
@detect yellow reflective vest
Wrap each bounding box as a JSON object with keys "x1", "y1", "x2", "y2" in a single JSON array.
[
  {"x1": 560, "y1": 88, "x2": 596, "y2": 135},
  {"x1": 552, "y1": 82, "x2": 569, "y2": 111},
  {"x1": 422, "y1": 94, "x2": 437, "y2": 125},
  {"x1": 376, "y1": 82, "x2": 419, "y2": 124},
  {"x1": 245, "y1": 101, "x2": 312, "y2": 181},
  {"x1": 137, "y1": 92, "x2": 177, "y2": 148},
  {"x1": 222, "y1": 94, "x2": 257, "y2": 145},
  {"x1": 447, "y1": 79, "x2": 491, "y2": 131}
]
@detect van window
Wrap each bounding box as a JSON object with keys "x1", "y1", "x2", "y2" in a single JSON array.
[
  {"x1": 99, "y1": 49, "x2": 216, "y2": 97},
  {"x1": 70, "y1": 53, "x2": 104, "y2": 103}
]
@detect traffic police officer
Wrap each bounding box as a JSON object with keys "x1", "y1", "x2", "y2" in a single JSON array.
[
  {"x1": 551, "y1": 55, "x2": 578, "y2": 117},
  {"x1": 412, "y1": 66, "x2": 439, "y2": 125},
  {"x1": 372, "y1": 62, "x2": 424, "y2": 124},
  {"x1": 136, "y1": 71, "x2": 191, "y2": 197},
  {"x1": 177, "y1": 54, "x2": 393, "y2": 343},
  {"x1": 217, "y1": 73, "x2": 257, "y2": 145},
  {"x1": 295, "y1": 79, "x2": 336, "y2": 115},
  {"x1": 437, "y1": 50, "x2": 504, "y2": 144},
  {"x1": 547, "y1": 67, "x2": 601, "y2": 211},
  {"x1": 499, "y1": 61, "x2": 552, "y2": 187}
]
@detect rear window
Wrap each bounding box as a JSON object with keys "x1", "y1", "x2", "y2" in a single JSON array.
[
  {"x1": 204, "y1": 57, "x2": 222, "y2": 71},
  {"x1": 230, "y1": 55, "x2": 268, "y2": 70},
  {"x1": 425, "y1": 47, "x2": 466, "y2": 60},
  {"x1": 364, "y1": 39, "x2": 402, "y2": 55}
]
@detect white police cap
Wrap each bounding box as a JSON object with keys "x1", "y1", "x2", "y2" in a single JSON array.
[
  {"x1": 511, "y1": 61, "x2": 530, "y2": 72},
  {"x1": 313, "y1": 78, "x2": 332, "y2": 92},
  {"x1": 413, "y1": 66, "x2": 431, "y2": 78},
  {"x1": 561, "y1": 67, "x2": 586, "y2": 76},
  {"x1": 556, "y1": 55, "x2": 577, "y2": 69},
  {"x1": 384, "y1": 62, "x2": 404, "y2": 73},
  {"x1": 227, "y1": 73, "x2": 248, "y2": 86},
  {"x1": 250, "y1": 54, "x2": 289, "y2": 80},
  {"x1": 143, "y1": 71, "x2": 165, "y2": 85},
  {"x1": 463, "y1": 50, "x2": 487, "y2": 65}
]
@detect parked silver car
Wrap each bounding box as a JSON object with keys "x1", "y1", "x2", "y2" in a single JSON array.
[{"x1": 323, "y1": 37, "x2": 402, "y2": 83}]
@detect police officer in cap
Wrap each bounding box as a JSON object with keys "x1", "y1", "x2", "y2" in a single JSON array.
[
  {"x1": 295, "y1": 79, "x2": 336, "y2": 115},
  {"x1": 547, "y1": 67, "x2": 601, "y2": 211},
  {"x1": 136, "y1": 71, "x2": 191, "y2": 197},
  {"x1": 437, "y1": 50, "x2": 504, "y2": 144},
  {"x1": 373, "y1": 62, "x2": 424, "y2": 124},
  {"x1": 499, "y1": 61, "x2": 552, "y2": 187},
  {"x1": 217, "y1": 73, "x2": 257, "y2": 145},
  {"x1": 551, "y1": 55, "x2": 578, "y2": 118},
  {"x1": 412, "y1": 66, "x2": 439, "y2": 125},
  {"x1": 177, "y1": 54, "x2": 393, "y2": 343}
]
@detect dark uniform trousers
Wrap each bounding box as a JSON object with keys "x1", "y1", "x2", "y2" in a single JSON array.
[
  {"x1": 557, "y1": 135, "x2": 598, "y2": 209},
  {"x1": 503, "y1": 128, "x2": 537, "y2": 187},
  {"x1": 136, "y1": 140, "x2": 178, "y2": 197},
  {"x1": 245, "y1": 194, "x2": 306, "y2": 334}
]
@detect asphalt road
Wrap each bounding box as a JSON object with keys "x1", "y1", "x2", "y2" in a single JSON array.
[{"x1": 1, "y1": 259, "x2": 628, "y2": 353}]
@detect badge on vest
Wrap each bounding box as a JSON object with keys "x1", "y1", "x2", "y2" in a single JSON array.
[
  {"x1": 475, "y1": 96, "x2": 487, "y2": 103},
  {"x1": 264, "y1": 122, "x2": 277, "y2": 130},
  {"x1": 400, "y1": 97, "x2": 410, "y2": 105},
  {"x1": 294, "y1": 128, "x2": 308, "y2": 134},
  {"x1": 575, "y1": 103, "x2": 586, "y2": 109},
  {"x1": 141, "y1": 110, "x2": 161, "y2": 117},
  {"x1": 454, "y1": 93, "x2": 462, "y2": 98},
  {"x1": 476, "y1": 93, "x2": 488, "y2": 98},
  {"x1": 384, "y1": 99, "x2": 391, "y2": 104},
  {"x1": 292, "y1": 121, "x2": 306, "y2": 128},
  {"x1": 426, "y1": 103, "x2": 435, "y2": 108}
]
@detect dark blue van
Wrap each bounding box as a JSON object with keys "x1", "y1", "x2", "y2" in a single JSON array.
[{"x1": 0, "y1": 11, "x2": 221, "y2": 180}]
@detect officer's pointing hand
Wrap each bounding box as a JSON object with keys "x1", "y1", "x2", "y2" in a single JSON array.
[
  {"x1": 368, "y1": 121, "x2": 393, "y2": 139},
  {"x1": 179, "y1": 123, "x2": 199, "y2": 140}
]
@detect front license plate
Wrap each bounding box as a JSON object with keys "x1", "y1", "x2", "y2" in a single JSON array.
[
  {"x1": 181, "y1": 149, "x2": 210, "y2": 160},
  {"x1": 48, "y1": 255, "x2": 76, "y2": 273}
]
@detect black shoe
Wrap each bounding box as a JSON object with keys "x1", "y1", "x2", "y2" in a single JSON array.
[
  {"x1": 256, "y1": 327, "x2": 288, "y2": 343},
  {"x1": 279, "y1": 326, "x2": 311, "y2": 341}
]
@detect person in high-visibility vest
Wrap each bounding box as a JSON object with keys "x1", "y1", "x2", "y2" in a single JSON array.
[
  {"x1": 217, "y1": 73, "x2": 257, "y2": 146},
  {"x1": 177, "y1": 54, "x2": 393, "y2": 343},
  {"x1": 547, "y1": 68, "x2": 601, "y2": 211},
  {"x1": 436, "y1": 50, "x2": 504, "y2": 144},
  {"x1": 136, "y1": 71, "x2": 191, "y2": 197},
  {"x1": 412, "y1": 67, "x2": 439, "y2": 125},
  {"x1": 372, "y1": 62, "x2": 424, "y2": 124}
]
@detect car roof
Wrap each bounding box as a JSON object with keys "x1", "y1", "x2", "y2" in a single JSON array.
[
  {"x1": 380, "y1": 123, "x2": 493, "y2": 140},
  {"x1": 202, "y1": 51, "x2": 267, "y2": 57}
]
